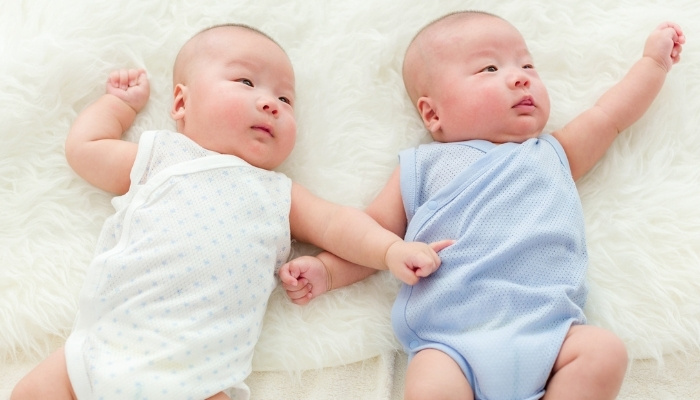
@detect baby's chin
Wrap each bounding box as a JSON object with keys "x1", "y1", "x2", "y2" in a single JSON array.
[
  {"x1": 432, "y1": 124, "x2": 544, "y2": 144},
  {"x1": 507, "y1": 122, "x2": 549, "y2": 142},
  {"x1": 482, "y1": 130, "x2": 542, "y2": 145}
]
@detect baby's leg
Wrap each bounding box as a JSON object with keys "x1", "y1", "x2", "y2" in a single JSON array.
[
  {"x1": 207, "y1": 391, "x2": 231, "y2": 400},
  {"x1": 404, "y1": 348, "x2": 473, "y2": 400},
  {"x1": 545, "y1": 325, "x2": 627, "y2": 400},
  {"x1": 11, "y1": 346, "x2": 76, "y2": 400}
]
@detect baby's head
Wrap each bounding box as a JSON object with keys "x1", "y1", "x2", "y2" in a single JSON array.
[
  {"x1": 170, "y1": 24, "x2": 296, "y2": 170},
  {"x1": 403, "y1": 11, "x2": 550, "y2": 144}
]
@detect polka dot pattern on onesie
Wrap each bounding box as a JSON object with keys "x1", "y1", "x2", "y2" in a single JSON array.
[{"x1": 66, "y1": 131, "x2": 291, "y2": 400}]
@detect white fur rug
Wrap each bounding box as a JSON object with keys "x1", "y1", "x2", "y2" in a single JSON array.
[{"x1": 2, "y1": 0, "x2": 700, "y2": 398}]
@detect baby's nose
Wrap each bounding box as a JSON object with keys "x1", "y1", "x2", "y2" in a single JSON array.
[{"x1": 262, "y1": 104, "x2": 278, "y2": 115}]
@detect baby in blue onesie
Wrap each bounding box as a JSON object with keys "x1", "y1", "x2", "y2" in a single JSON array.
[
  {"x1": 12, "y1": 24, "x2": 446, "y2": 400},
  {"x1": 281, "y1": 11, "x2": 684, "y2": 400}
]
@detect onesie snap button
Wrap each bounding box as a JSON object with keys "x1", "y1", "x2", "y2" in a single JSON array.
[
  {"x1": 409, "y1": 340, "x2": 419, "y2": 349},
  {"x1": 427, "y1": 201, "x2": 438, "y2": 210}
]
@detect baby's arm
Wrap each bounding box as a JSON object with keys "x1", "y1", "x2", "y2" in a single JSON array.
[
  {"x1": 65, "y1": 69, "x2": 150, "y2": 194},
  {"x1": 284, "y1": 168, "x2": 451, "y2": 304},
  {"x1": 553, "y1": 22, "x2": 684, "y2": 180},
  {"x1": 289, "y1": 167, "x2": 446, "y2": 287},
  {"x1": 283, "y1": 169, "x2": 405, "y2": 303},
  {"x1": 280, "y1": 252, "x2": 376, "y2": 305},
  {"x1": 281, "y1": 239, "x2": 451, "y2": 304}
]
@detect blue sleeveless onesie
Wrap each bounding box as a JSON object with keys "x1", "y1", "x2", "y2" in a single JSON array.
[{"x1": 391, "y1": 135, "x2": 587, "y2": 400}]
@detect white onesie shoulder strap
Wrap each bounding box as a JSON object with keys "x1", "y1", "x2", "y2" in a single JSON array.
[{"x1": 129, "y1": 130, "x2": 160, "y2": 187}]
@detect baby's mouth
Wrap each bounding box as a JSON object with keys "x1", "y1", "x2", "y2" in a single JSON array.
[
  {"x1": 253, "y1": 125, "x2": 274, "y2": 137},
  {"x1": 515, "y1": 96, "x2": 534, "y2": 107}
]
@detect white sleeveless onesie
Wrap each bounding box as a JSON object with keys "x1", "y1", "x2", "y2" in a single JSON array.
[{"x1": 65, "y1": 130, "x2": 291, "y2": 400}]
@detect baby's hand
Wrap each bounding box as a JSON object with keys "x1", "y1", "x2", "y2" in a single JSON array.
[
  {"x1": 106, "y1": 69, "x2": 150, "y2": 113},
  {"x1": 385, "y1": 239, "x2": 453, "y2": 285},
  {"x1": 644, "y1": 22, "x2": 685, "y2": 72},
  {"x1": 279, "y1": 255, "x2": 330, "y2": 305}
]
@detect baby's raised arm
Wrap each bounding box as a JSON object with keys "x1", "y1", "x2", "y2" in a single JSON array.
[
  {"x1": 65, "y1": 69, "x2": 150, "y2": 194},
  {"x1": 554, "y1": 22, "x2": 684, "y2": 180}
]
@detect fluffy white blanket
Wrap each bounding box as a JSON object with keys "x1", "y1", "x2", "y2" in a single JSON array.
[{"x1": 2, "y1": 0, "x2": 699, "y2": 396}]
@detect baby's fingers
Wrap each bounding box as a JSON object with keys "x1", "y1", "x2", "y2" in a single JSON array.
[
  {"x1": 396, "y1": 268, "x2": 420, "y2": 286},
  {"x1": 107, "y1": 70, "x2": 122, "y2": 90},
  {"x1": 414, "y1": 240, "x2": 453, "y2": 277},
  {"x1": 657, "y1": 21, "x2": 684, "y2": 43},
  {"x1": 278, "y1": 263, "x2": 300, "y2": 286},
  {"x1": 658, "y1": 21, "x2": 685, "y2": 60},
  {"x1": 107, "y1": 69, "x2": 146, "y2": 90},
  {"x1": 429, "y1": 239, "x2": 454, "y2": 254},
  {"x1": 283, "y1": 279, "x2": 313, "y2": 305},
  {"x1": 412, "y1": 251, "x2": 440, "y2": 278}
]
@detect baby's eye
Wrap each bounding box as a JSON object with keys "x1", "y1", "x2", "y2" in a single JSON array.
[
  {"x1": 523, "y1": 64, "x2": 534, "y2": 69},
  {"x1": 279, "y1": 96, "x2": 291, "y2": 105},
  {"x1": 481, "y1": 65, "x2": 498, "y2": 72},
  {"x1": 237, "y1": 78, "x2": 253, "y2": 87}
]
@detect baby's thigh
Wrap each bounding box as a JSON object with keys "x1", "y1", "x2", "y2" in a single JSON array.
[
  {"x1": 404, "y1": 348, "x2": 473, "y2": 400},
  {"x1": 206, "y1": 391, "x2": 230, "y2": 400},
  {"x1": 11, "y1": 346, "x2": 76, "y2": 400},
  {"x1": 553, "y1": 324, "x2": 628, "y2": 374}
]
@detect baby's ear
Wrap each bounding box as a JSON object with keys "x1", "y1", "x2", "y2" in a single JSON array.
[
  {"x1": 170, "y1": 83, "x2": 187, "y2": 121},
  {"x1": 416, "y1": 97, "x2": 440, "y2": 134}
]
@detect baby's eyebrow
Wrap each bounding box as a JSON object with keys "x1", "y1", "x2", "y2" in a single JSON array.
[
  {"x1": 470, "y1": 48, "x2": 498, "y2": 58},
  {"x1": 276, "y1": 78, "x2": 296, "y2": 98},
  {"x1": 516, "y1": 46, "x2": 533, "y2": 58}
]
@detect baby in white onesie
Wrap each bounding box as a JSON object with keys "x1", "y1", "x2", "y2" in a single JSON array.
[{"x1": 12, "y1": 23, "x2": 451, "y2": 400}]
